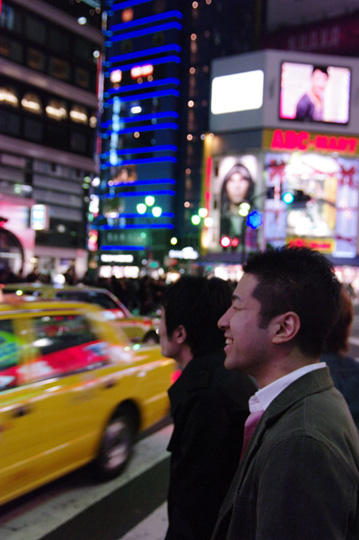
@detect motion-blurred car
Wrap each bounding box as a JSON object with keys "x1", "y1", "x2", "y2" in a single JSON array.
[
  {"x1": 0, "y1": 299, "x2": 175, "y2": 506},
  {"x1": 2, "y1": 283, "x2": 160, "y2": 344}
]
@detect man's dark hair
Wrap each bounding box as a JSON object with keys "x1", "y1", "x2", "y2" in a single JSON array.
[
  {"x1": 312, "y1": 65, "x2": 329, "y2": 76},
  {"x1": 323, "y1": 286, "x2": 354, "y2": 355},
  {"x1": 243, "y1": 246, "x2": 341, "y2": 358},
  {"x1": 161, "y1": 276, "x2": 232, "y2": 357}
]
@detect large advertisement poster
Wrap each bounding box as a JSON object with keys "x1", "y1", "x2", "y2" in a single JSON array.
[
  {"x1": 279, "y1": 62, "x2": 351, "y2": 124},
  {"x1": 264, "y1": 152, "x2": 359, "y2": 256},
  {"x1": 207, "y1": 155, "x2": 259, "y2": 249}
]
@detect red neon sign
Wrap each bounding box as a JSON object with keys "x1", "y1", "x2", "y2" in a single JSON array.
[{"x1": 270, "y1": 129, "x2": 358, "y2": 155}]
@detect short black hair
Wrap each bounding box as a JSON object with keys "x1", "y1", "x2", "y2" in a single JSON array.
[
  {"x1": 323, "y1": 286, "x2": 353, "y2": 355},
  {"x1": 243, "y1": 246, "x2": 341, "y2": 358},
  {"x1": 312, "y1": 65, "x2": 329, "y2": 76},
  {"x1": 161, "y1": 276, "x2": 232, "y2": 357}
]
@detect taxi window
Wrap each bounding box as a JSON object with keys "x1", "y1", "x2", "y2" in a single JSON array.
[
  {"x1": 0, "y1": 319, "x2": 21, "y2": 391},
  {"x1": 56, "y1": 290, "x2": 123, "y2": 312},
  {"x1": 30, "y1": 314, "x2": 110, "y2": 380}
]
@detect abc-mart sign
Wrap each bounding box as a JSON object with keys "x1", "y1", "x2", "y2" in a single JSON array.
[{"x1": 264, "y1": 129, "x2": 359, "y2": 155}]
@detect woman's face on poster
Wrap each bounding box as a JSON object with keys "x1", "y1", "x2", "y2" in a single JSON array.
[{"x1": 226, "y1": 172, "x2": 251, "y2": 205}]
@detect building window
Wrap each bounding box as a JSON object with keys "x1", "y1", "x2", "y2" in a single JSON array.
[
  {"x1": 49, "y1": 27, "x2": 70, "y2": 54},
  {"x1": 75, "y1": 67, "x2": 90, "y2": 89},
  {"x1": 70, "y1": 105, "x2": 88, "y2": 124},
  {"x1": 71, "y1": 132, "x2": 87, "y2": 153},
  {"x1": 21, "y1": 93, "x2": 42, "y2": 114},
  {"x1": 49, "y1": 57, "x2": 70, "y2": 82},
  {"x1": 0, "y1": 87, "x2": 19, "y2": 107},
  {"x1": 0, "y1": 110, "x2": 21, "y2": 136},
  {"x1": 73, "y1": 36, "x2": 92, "y2": 61},
  {"x1": 24, "y1": 118, "x2": 43, "y2": 141},
  {"x1": 0, "y1": 4, "x2": 15, "y2": 30},
  {"x1": 46, "y1": 99, "x2": 67, "y2": 121},
  {"x1": 27, "y1": 48, "x2": 45, "y2": 71},
  {"x1": 0, "y1": 36, "x2": 23, "y2": 63},
  {"x1": 25, "y1": 15, "x2": 46, "y2": 45}
]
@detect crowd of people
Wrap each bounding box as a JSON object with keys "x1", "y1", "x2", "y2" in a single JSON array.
[{"x1": 0, "y1": 266, "x2": 170, "y2": 316}]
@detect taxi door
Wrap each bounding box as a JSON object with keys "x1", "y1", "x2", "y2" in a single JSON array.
[
  {"x1": 21, "y1": 310, "x2": 119, "y2": 478},
  {"x1": 0, "y1": 314, "x2": 49, "y2": 505}
]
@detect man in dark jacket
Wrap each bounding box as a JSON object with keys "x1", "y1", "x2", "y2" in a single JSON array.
[
  {"x1": 211, "y1": 246, "x2": 359, "y2": 540},
  {"x1": 160, "y1": 276, "x2": 256, "y2": 540}
]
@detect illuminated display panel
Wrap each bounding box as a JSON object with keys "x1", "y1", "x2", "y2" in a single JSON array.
[
  {"x1": 211, "y1": 70, "x2": 264, "y2": 115},
  {"x1": 279, "y1": 61, "x2": 351, "y2": 125},
  {"x1": 264, "y1": 151, "x2": 359, "y2": 258}
]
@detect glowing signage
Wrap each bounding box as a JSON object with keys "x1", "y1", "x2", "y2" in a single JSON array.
[
  {"x1": 130, "y1": 65, "x2": 154, "y2": 79},
  {"x1": 100, "y1": 254, "x2": 134, "y2": 263},
  {"x1": 287, "y1": 237, "x2": 335, "y2": 254},
  {"x1": 30, "y1": 204, "x2": 49, "y2": 230},
  {"x1": 267, "y1": 129, "x2": 359, "y2": 155},
  {"x1": 169, "y1": 247, "x2": 199, "y2": 260},
  {"x1": 211, "y1": 70, "x2": 264, "y2": 114}
]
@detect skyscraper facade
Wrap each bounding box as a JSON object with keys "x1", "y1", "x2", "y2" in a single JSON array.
[
  {"x1": 0, "y1": 0, "x2": 102, "y2": 278},
  {"x1": 98, "y1": 0, "x2": 260, "y2": 272}
]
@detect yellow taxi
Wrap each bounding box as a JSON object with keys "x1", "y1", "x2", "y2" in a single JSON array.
[
  {"x1": 0, "y1": 299, "x2": 175, "y2": 506},
  {"x1": 2, "y1": 283, "x2": 160, "y2": 344}
]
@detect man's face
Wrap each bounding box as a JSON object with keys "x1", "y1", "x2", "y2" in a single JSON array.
[
  {"x1": 311, "y1": 69, "x2": 328, "y2": 98},
  {"x1": 218, "y1": 273, "x2": 272, "y2": 377},
  {"x1": 159, "y1": 306, "x2": 181, "y2": 361}
]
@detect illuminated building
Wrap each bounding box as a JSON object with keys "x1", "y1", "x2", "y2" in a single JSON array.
[
  {"x1": 0, "y1": 0, "x2": 102, "y2": 277},
  {"x1": 98, "y1": 0, "x2": 259, "y2": 271},
  {"x1": 200, "y1": 49, "x2": 359, "y2": 286}
]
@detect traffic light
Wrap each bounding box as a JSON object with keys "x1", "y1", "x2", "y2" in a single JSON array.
[
  {"x1": 231, "y1": 237, "x2": 240, "y2": 251},
  {"x1": 220, "y1": 236, "x2": 231, "y2": 250},
  {"x1": 282, "y1": 189, "x2": 311, "y2": 205}
]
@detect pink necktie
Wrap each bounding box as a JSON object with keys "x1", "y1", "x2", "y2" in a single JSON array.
[{"x1": 240, "y1": 410, "x2": 264, "y2": 461}]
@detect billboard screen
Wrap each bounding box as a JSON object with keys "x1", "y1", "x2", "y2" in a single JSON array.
[{"x1": 279, "y1": 62, "x2": 351, "y2": 125}]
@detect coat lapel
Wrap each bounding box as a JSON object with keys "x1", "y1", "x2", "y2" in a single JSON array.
[{"x1": 214, "y1": 368, "x2": 334, "y2": 530}]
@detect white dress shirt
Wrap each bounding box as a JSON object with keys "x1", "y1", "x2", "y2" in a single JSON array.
[{"x1": 248, "y1": 363, "x2": 327, "y2": 413}]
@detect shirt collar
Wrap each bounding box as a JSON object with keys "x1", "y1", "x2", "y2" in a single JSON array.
[{"x1": 248, "y1": 362, "x2": 327, "y2": 413}]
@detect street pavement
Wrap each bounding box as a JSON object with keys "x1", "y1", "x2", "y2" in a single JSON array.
[{"x1": 0, "y1": 425, "x2": 172, "y2": 540}]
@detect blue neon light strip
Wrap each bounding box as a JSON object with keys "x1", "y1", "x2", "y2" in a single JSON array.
[
  {"x1": 105, "y1": 44, "x2": 181, "y2": 65},
  {"x1": 108, "y1": 11, "x2": 183, "y2": 34},
  {"x1": 100, "y1": 212, "x2": 174, "y2": 219},
  {"x1": 101, "y1": 190, "x2": 175, "y2": 198},
  {"x1": 101, "y1": 157, "x2": 177, "y2": 168},
  {"x1": 100, "y1": 224, "x2": 174, "y2": 230},
  {"x1": 106, "y1": 89, "x2": 180, "y2": 104},
  {"x1": 101, "y1": 111, "x2": 179, "y2": 128},
  {"x1": 106, "y1": 55, "x2": 181, "y2": 75},
  {"x1": 104, "y1": 78, "x2": 180, "y2": 97},
  {"x1": 109, "y1": 0, "x2": 152, "y2": 11},
  {"x1": 101, "y1": 145, "x2": 177, "y2": 159},
  {"x1": 101, "y1": 123, "x2": 178, "y2": 137},
  {"x1": 108, "y1": 179, "x2": 176, "y2": 187},
  {"x1": 107, "y1": 22, "x2": 182, "y2": 43},
  {"x1": 101, "y1": 245, "x2": 146, "y2": 250}
]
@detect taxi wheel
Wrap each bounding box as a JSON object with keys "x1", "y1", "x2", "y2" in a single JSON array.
[
  {"x1": 93, "y1": 411, "x2": 136, "y2": 480},
  {"x1": 143, "y1": 331, "x2": 159, "y2": 344}
]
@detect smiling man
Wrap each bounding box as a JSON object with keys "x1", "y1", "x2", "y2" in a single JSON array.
[{"x1": 212, "y1": 246, "x2": 359, "y2": 540}]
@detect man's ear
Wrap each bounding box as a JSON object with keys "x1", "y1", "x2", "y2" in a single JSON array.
[
  {"x1": 271, "y1": 312, "x2": 300, "y2": 344},
  {"x1": 173, "y1": 325, "x2": 187, "y2": 345}
]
